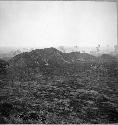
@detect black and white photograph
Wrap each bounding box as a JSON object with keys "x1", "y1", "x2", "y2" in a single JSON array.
[{"x1": 0, "y1": 0, "x2": 118, "y2": 124}]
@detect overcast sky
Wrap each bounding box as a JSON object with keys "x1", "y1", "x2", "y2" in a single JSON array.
[{"x1": 0, "y1": 1, "x2": 117, "y2": 49}]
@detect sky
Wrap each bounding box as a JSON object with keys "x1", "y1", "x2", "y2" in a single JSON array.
[{"x1": 0, "y1": 1, "x2": 117, "y2": 49}]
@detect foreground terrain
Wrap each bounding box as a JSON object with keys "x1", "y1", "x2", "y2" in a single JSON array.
[{"x1": 0, "y1": 48, "x2": 118, "y2": 124}]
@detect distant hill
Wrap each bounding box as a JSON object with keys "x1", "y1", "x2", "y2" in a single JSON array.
[
  {"x1": 63, "y1": 52, "x2": 96, "y2": 63},
  {"x1": 97, "y1": 54, "x2": 117, "y2": 63},
  {"x1": 9, "y1": 47, "x2": 96, "y2": 67},
  {"x1": 8, "y1": 47, "x2": 118, "y2": 82},
  {"x1": 9, "y1": 47, "x2": 68, "y2": 67},
  {"x1": 8, "y1": 47, "x2": 98, "y2": 81}
]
